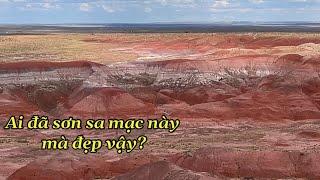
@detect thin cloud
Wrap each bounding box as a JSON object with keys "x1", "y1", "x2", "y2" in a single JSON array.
[
  {"x1": 79, "y1": 3, "x2": 91, "y2": 12},
  {"x1": 21, "y1": 1, "x2": 60, "y2": 10},
  {"x1": 212, "y1": 0, "x2": 231, "y2": 8},
  {"x1": 144, "y1": 7, "x2": 152, "y2": 13},
  {"x1": 42, "y1": 2, "x2": 60, "y2": 9},
  {"x1": 102, "y1": 5, "x2": 115, "y2": 13},
  {"x1": 249, "y1": 0, "x2": 264, "y2": 4}
]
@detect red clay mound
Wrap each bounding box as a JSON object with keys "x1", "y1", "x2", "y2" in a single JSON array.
[
  {"x1": 276, "y1": 54, "x2": 304, "y2": 65},
  {"x1": 163, "y1": 90, "x2": 320, "y2": 121},
  {"x1": 0, "y1": 91, "x2": 38, "y2": 115},
  {"x1": 298, "y1": 131, "x2": 320, "y2": 139},
  {"x1": 8, "y1": 154, "x2": 159, "y2": 180},
  {"x1": 302, "y1": 78, "x2": 320, "y2": 109},
  {"x1": 301, "y1": 56, "x2": 320, "y2": 67},
  {"x1": 130, "y1": 87, "x2": 182, "y2": 105},
  {"x1": 258, "y1": 74, "x2": 287, "y2": 91},
  {"x1": 154, "y1": 92, "x2": 182, "y2": 105},
  {"x1": 174, "y1": 86, "x2": 238, "y2": 105},
  {"x1": 129, "y1": 87, "x2": 158, "y2": 103},
  {"x1": 171, "y1": 148, "x2": 320, "y2": 179},
  {"x1": 68, "y1": 87, "x2": 155, "y2": 116},
  {"x1": 106, "y1": 92, "x2": 154, "y2": 116},
  {"x1": 302, "y1": 78, "x2": 320, "y2": 95},
  {"x1": 114, "y1": 161, "x2": 218, "y2": 180},
  {"x1": 64, "y1": 87, "x2": 103, "y2": 109}
]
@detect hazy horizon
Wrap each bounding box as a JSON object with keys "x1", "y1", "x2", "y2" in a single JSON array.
[
  {"x1": 1, "y1": 21, "x2": 320, "y2": 25},
  {"x1": 0, "y1": 0, "x2": 320, "y2": 24}
]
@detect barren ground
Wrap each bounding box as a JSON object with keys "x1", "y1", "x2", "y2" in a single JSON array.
[{"x1": 1, "y1": 33, "x2": 320, "y2": 179}]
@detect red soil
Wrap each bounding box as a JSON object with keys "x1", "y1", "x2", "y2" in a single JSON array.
[
  {"x1": 215, "y1": 35, "x2": 320, "y2": 49},
  {"x1": 161, "y1": 89, "x2": 320, "y2": 121},
  {"x1": 298, "y1": 131, "x2": 320, "y2": 139},
  {"x1": 3, "y1": 34, "x2": 320, "y2": 179},
  {"x1": 130, "y1": 87, "x2": 181, "y2": 105},
  {"x1": 0, "y1": 91, "x2": 39, "y2": 115},
  {"x1": 276, "y1": 54, "x2": 305, "y2": 64},
  {"x1": 8, "y1": 154, "x2": 159, "y2": 180},
  {"x1": 11, "y1": 148, "x2": 320, "y2": 180},
  {"x1": 115, "y1": 161, "x2": 217, "y2": 180},
  {"x1": 68, "y1": 87, "x2": 155, "y2": 117},
  {"x1": 168, "y1": 86, "x2": 239, "y2": 105},
  {"x1": 171, "y1": 148, "x2": 320, "y2": 179}
]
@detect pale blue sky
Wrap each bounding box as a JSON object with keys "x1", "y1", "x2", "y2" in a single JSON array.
[{"x1": 0, "y1": 0, "x2": 319, "y2": 24}]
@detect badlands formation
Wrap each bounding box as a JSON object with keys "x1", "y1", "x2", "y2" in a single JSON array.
[{"x1": 1, "y1": 33, "x2": 320, "y2": 179}]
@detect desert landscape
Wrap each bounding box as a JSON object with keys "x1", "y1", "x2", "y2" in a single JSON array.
[{"x1": 1, "y1": 32, "x2": 320, "y2": 179}]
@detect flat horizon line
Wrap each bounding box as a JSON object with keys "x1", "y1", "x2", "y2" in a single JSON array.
[{"x1": 0, "y1": 21, "x2": 320, "y2": 26}]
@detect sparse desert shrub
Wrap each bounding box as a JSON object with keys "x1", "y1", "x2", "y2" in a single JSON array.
[
  {"x1": 216, "y1": 63, "x2": 294, "y2": 89},
  {"x1": 106, "y1": 62, "x2": 296, "y2": 92},
  {"x1": 217, "y1": 66, "x2": 263, "y2": 88},
  {"x1": 9, "y1": 79, "x2": 83, "y2": 114},
  {"x1": 156, "y1": 70, "x2": 202, "y2": 89},
  {"x1": 57, "y1": 69, "x2": 73, "y2": 81},
  {"x1": 108, "y1": 71, "x2": 157, "y2": 88}
]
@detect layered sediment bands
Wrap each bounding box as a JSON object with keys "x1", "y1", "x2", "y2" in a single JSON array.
[
  {"x1": 0, "y1": 61, "x2": 100, "y2": 89},
  {"x1": 1, "y1": 58, "x2": 320, "y2": 120},
  {"x1": 8, "y1": 154, "x2": 160, "y2": 180},
  {"x1": 162, "y1": 90, "x2": 320, "y2": 121},
  {"x1": 301, "y1": 78, "x2": 320, "y2": 109},
  {"x1": 0, "y1": 61, "x2": 100, "y2": 115},
  {"x1": 113, "y1": 161, "x2": 218, "y2": 180},
  {"x1": 0, "y1": 91, "x2": 39, "y2": 114},
  {"x1": 213, "y1": 35, "x2": 320, "y2": 49},
  {"x1": 68, "y1": 87, "x2": 155, "y2": 116},
  {"x1": 171, "y1": 148, "x2": 320, "y2": 179},
  {"x1": 10, "y1": 149, "x2": 320, "y2": 180},
  {"x1": 3, "y1": 33, "x2": 320, "y2": 179}
]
